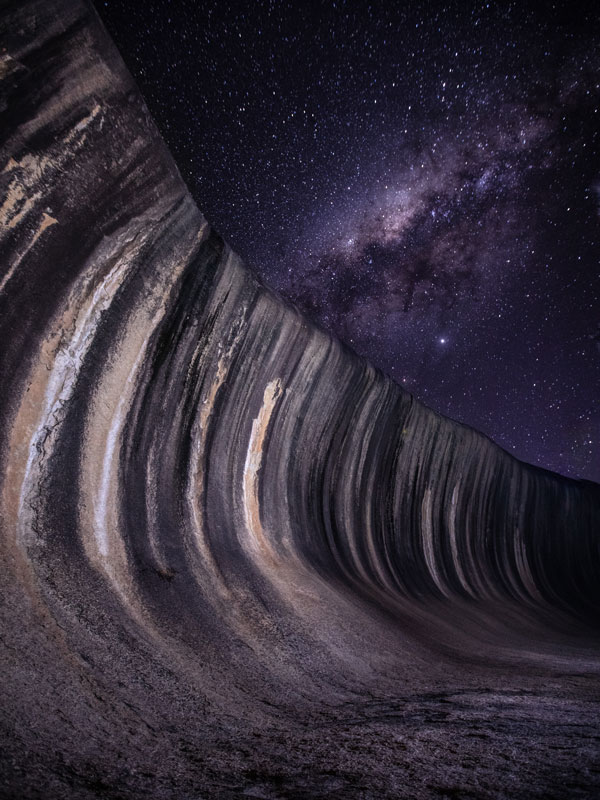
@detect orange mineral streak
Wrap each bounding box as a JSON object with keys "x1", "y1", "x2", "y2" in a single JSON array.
[{"x1": 243, "y1": 378, "x2": 282, "y2": 563}]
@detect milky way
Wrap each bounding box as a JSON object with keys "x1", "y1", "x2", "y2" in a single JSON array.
[{"x1": 97, "y1": 0, "x2": 600, "y2": 481}]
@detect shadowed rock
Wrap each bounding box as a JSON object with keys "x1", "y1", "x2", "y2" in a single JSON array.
[{"x1": 1, "y1": 1, "x2": 599, "y2": 798}]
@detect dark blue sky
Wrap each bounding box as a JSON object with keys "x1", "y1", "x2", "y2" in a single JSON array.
[{"x1": 97, "y1": 0, "x2": 600, "y2": 482}]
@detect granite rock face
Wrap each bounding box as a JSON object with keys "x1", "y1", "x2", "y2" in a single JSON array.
[{"x1": 1, "y1": 1, "x2": 599, "y2": 798}]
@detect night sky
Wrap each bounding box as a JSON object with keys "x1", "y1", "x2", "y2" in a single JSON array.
[{"x1": 96, "y1": 0, "x2": 600, "y2": 483}]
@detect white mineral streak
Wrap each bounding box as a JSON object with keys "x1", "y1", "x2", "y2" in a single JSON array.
[
  {"x1": 421, "y1": 487, "x2": 448, "y2": 596},
  {"x1": 362, "y1": 389, "x2": 398, "y2": 595},
  {"x1": 186, "y1": 356, "x2": 229, "y2": 578},
  {"x1": 0, "y1": 212, "x2": 59, "y2": 295},
  {"x1": 94, "y1": 345, "x2": 147, "y2": 560},
  {"x1": 243, "y1": 378, "x2": 282, "y2": 559},
  {"x1": 2, "y1": 153, "x2": 50, "y2": 177},
  {"x1": 182, "y1": 253, "x2": 250, "y2": 596},
  {"x1": 64, "y1": 104, "x2": 102, "y2": 143},
  {"x1": 17, "y1": 249, "x2": 132, "y2": 548},
  {"x1": 345, "y1": 378, "x2": 382, "y2": 586},
  {"x1": 513, "y1": 527, "x2": 538, "y2": 600},
  {"x1": 448, "y1": 483, "x2": 470, "y2": 593},
  {"x1": 510, "y1": 472, "x2": 540, "y2": 601},
  {"x1": 82, "y1": 219, "x2": 209, "y2": 581},
  {"x1": 459, "y1": 451, "x2": 488, "y2": 599},
  {"x1": 0, "y1": 52, "x2": 17, "y2": 80},
  {"x1": 0, "y1": 181, "x2": 42, "y2": 229},
  {"x1": 0, "y1": 106, "x2": 102, "y2": 293},
  {"x1": 1, "y1": 104, "x2": 100, "y2": 218}
]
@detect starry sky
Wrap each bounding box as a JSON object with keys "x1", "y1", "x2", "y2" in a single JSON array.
[{"x1": 96, "y1": 0, "x2": 600, "y2": 483}]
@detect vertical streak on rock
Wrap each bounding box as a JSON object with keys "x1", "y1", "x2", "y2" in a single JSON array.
[
  {"x1": 449, "y1": 482, "x2": 470, "y2": 594},
  {"x1": 17, "y1": 242, "x2": 136, "y2": 549},
  {"x1": 243, "y1": 378, "x2": 282, "y2": 561},
  {"x1": 94, "y1": 331, "x2": 152, "y2": 567},
  {"x1": 422, "y1": 487, "x2": 448, "y2": 596}
]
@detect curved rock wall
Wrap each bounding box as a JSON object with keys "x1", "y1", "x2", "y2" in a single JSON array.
[{"x1": 1, "y1": 2, "x2": 599, "y2": 798}]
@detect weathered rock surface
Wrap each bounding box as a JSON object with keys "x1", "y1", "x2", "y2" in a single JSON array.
[{"x1": 1, "y1": 1, "x2": 599, "y2": 798}]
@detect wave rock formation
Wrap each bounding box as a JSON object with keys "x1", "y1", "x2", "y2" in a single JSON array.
[{"x1": 1, "y1": 1, "x2": 599, "y2": 798}]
